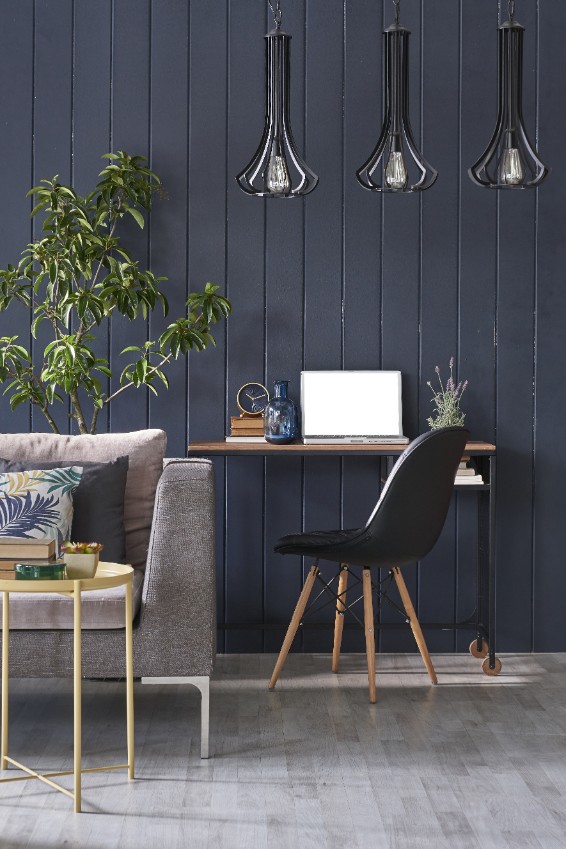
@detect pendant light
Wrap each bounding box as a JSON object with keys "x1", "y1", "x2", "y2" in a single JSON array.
[
  {"x1": 469, "y1": 0, "x2": 549, "y2": 189},
  {"x1": 236, "y1": 0, "x2": 318, "y2": 198},
  {"x1": 356, "y1": 0, "x2": 437, "y2": 194}
]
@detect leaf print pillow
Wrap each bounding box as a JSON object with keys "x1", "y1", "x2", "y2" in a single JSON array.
[{"x1": 0, "y1": 467, "x2": 83, "y2": 549}]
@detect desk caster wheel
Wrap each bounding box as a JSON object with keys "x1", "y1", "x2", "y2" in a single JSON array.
[
  {"x1": 482, "y1": 657, "x2": 502, "y2": 676},
  {"x1": 469, "y1": 639, "x2": 488, "y2": 659}
]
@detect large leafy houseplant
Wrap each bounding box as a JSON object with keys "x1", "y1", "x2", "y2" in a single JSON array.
[{"x1": 0, "y1": 151, "x2": 230, "y2": 434}]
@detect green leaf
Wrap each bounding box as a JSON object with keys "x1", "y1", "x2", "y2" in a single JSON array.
[{"x1": 126, "y1": 207, "x2": 145, "y2": 229}]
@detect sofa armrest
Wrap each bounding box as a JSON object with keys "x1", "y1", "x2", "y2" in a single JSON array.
[{"x1": 137, "y1": 458, "x2": 216, "y2": 677}]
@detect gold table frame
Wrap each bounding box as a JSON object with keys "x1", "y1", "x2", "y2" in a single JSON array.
[{"x1": 0, "y1": 562, "x2": 134, "y2": 813}]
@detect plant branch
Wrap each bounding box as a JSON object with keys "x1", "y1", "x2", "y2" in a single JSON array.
[
  {"x1": 104, "y1": 352, "x2": 173, "y2": 406},
  {"x1": 68, "y1": 388, "x2": 88, "y2": 434}
]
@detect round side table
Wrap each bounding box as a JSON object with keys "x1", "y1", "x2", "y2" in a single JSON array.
[{"x1": 0, "y1": 562, "x2": 134, "y2": 813}]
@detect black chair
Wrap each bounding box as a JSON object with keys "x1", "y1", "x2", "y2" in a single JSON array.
[{"x1": 268, "y1": 427, "x2": 469, "y2": 703}]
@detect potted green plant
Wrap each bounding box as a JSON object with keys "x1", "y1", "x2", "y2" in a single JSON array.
[
  {"x1": 427, "y1": 357, "x2": 468, "y2": 429},
  {"x1": 0, "y1": 151, "x2": 231, "y2": 434}
]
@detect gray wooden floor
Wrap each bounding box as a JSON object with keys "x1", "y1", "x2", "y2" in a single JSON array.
[{"x1": 1, "y1": 653, "x2": 566, "y2": 849}]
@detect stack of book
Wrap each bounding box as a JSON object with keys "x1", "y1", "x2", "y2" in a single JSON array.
[
  {"x1": 225, "y1": 416, "x2": 266, "y2": 443},
  {"x1": 454, "y1": 458, "x2": 484, "y2": 485},
  {"x1": 0, "y1": 537, "x2": 57, "y2": 579}
]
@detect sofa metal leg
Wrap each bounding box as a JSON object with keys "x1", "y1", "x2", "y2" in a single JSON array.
[{"x1": 141, "y1": 675, "x2": 210, "y2": 759}]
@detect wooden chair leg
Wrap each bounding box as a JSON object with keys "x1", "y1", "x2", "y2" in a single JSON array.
[
  {"x1": 392, "y1": 566, "x2": 438, "y2": 685},
  {"x1": 362, "y1": 569, "x2": 377, "y2": 704},
  {"x1": 332, "y1": 565, "x2": 349, "y2": 673},
  {"x1": 268, "y1": 564, "x2": 319, "y2": 690}
]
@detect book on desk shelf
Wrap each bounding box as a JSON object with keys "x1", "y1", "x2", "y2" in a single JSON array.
[
  {"x1": 456, "y1": 459, "x2": 482, "y2": 482},
  {"x1": 228, "y1": 415, "x2": 266, "y2": 442},
  {"x1": 0, "y1": 537, "x2": 56, "y2": 559},
  {"x1": 454, "y1": 475, "x2": 484, "y2": 485},
  {"x1": 225, "y1": 435, "x2": 267, "y2": 443},
  {"x1": 230, "y1": 415, "x2": 264, "y2": 430}
]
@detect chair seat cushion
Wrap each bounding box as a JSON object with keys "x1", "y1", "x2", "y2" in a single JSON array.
[
  {"x1": 0, "y1": 569, "x2": 143, "y2": 630},
  {"x1": 275, "y1": 528, "x2": 364, "y2": 558}
]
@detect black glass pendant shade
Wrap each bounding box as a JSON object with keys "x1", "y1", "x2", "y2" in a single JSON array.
[
  {"x1": 236, "y1": 29, "x2": 318, "y2": 198},
  {"x1": 356, "y1": 24, "x2": 437, "y2": 194},
  {"x1": 469, "y1": 19, "x2": 549, "y2": 189}
]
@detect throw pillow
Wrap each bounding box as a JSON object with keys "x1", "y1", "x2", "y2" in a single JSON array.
[
  {"x1": 0, "y1": 430, "x2": 167, "y2": 570},
  {"x1": 0, "y1": 457, "x2": 128, "y2": 564},
  {"x1": 0, "y1": 466, "x2": 82, "y2": 546}
]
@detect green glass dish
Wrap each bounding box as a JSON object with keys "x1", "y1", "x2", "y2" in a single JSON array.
[{"x1": 15, "y1": 560, "x2": 66, "y2": 580}]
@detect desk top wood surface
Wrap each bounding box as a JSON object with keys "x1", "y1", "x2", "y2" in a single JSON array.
[{"x1": 187, "y1": 440, "x2": 496, "y2": 457}]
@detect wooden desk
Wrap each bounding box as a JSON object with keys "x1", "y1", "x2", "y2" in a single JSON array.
[
  {"x1": 187, "y1": 439, "x2": 498, "y2": 673},
  {"x1": 188, "y1": 440, "x2": 495, "y2": 457}
]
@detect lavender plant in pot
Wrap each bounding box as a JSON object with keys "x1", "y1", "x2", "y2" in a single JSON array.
[{"x1": 427, "y1": 357, "x2": 468, "y2": 429}]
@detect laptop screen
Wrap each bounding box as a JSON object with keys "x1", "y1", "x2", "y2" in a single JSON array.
[{"x1": 301, "y1": 371, "x2": 404, "y2": 437}]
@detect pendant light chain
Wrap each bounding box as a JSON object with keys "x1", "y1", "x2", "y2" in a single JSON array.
[
  {"x1": 393, "y1": 0, "x2": 401, "y2": 27},
  {"x1": 269, "y1": 0, "x2": 282, "y2": 30},
  {"x1": 508, "y1": 0, "x2": 515, "y2": 21}
]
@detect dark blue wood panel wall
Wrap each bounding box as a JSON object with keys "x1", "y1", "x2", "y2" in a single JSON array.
[{"x1": 1, "y1": 0, "x2": 565, "y2": 653}]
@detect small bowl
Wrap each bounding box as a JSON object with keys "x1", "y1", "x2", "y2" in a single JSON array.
[
  {"x1": 63, "y1": 552, "x2": 100, "y2": 579},
  {"x1": 15, "y1": 560, "x2": 66, "y2": 581}
]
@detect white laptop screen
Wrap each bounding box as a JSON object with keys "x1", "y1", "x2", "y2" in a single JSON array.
[{"x1": 301, "y1": 371, "x2": 403, "y2": 437}]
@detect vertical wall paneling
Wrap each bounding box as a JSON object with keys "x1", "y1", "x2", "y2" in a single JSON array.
[
  {"x1": 417, "y1": 0, "x2": 460, "y2": 653},
  {"x1": 187, "y1": 0, "x2": 229, "y2": 651},
  {"x1": 302, "y1": 0, "x2": 345, "y2": 652},
  {"x1": 148, "y1": 0, "x2": 189, "y2": 452},
  {"x1": 455, "y1": 0, "x2": 498, "y2": 649},
  {"x1": 263, "y1": 0, "x2": 306, "y2": 654},
  {"x1": 73, "y1": 0, "x2": 112, "y2": 434},
  {"x1": 534, "y1": 1, "x2": 566, "y2": 651},
  {"x1": 224, "y1": 0, "x2": 268, "y2": 652},
  {"x1": 0, "y1": 1, "x2": 34, "y2": 432},
  {"x1": 379, "y1": 0, "x2": 422, "y2": 652},
  {"x1": 0, "y1": 0, "x2": 564, "y2": 652},
  {"x1": 495, "y1": 1, "x2": 537, "y2": 652},
  {"x1": 341, "y1": 0, "x2": 383, "y2": 653},
  {"x1": 33, "y1": 0, "x2": 74, "y2": 434},
  {"x1": 110, "y1": 0, "x2": 151, "y2": 435}
]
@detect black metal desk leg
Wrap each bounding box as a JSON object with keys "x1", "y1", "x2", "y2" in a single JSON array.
[{"x1": 488, "y1": 454, "x2": 497, "y2": 670}]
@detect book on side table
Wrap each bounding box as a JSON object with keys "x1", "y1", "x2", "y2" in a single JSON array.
[
  {"x1": 0, "y1": 538, "x2": 57, "y2": 578},
  {"x1": 0, "y1": 537, "x2": 56, "y2": 560}
]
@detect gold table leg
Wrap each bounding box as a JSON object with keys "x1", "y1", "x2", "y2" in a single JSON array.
[
  {"x1": 73, "y1": 581, "x2": 82, "y2": 813},
  {"x1": 1, "y1": 591, "x2": 8, "y2": 770},
  {"x1": 125, "y1": 577, "x2": 134, "y2": 780},
  {"x1": 0, "y1": 569, "x2": 134, "y2": 812}
]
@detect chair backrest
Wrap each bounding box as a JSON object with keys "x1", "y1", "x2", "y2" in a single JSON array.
[{"x1": 361, "y1": 427, "x2": 469, "y2": 567}]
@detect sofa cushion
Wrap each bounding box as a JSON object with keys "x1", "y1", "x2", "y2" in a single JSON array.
[
  {"x1": 0, "y1": 467, "x2": 82, "y2": 547},
  {"x1": 0, "y1": 457, "x2": 128, "y2": 564},
  {"x1": 0, "y1": 569, "x2": 144, "y2": 629},
  {"x1": 0, "y1": 431, "x2": 166, "y2": 570}
]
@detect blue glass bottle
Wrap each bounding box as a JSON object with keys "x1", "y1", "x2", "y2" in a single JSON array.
[{"x1": 264, "y1": 380, "x2": 299, "y2": 444}]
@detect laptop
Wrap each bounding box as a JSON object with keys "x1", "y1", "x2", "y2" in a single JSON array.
[{"x1": 301, "y1": 370, "x2": 410, "y2": 445}]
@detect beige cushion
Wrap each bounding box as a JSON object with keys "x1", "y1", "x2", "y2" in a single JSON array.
[
  {"x1": 0, "y1": 570, "x2": 144, "y2": 629},
  {"x1": 0, "y1": 431, "x2": 166, "y2": 571}
]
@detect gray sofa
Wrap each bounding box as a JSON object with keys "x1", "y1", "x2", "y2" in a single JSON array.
[{"x1": 0, "y1": 430, "x2": 216, "y2": 758}]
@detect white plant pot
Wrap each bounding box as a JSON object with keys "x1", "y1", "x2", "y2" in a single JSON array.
[{"x1": 63, "y1": 552, "x2": 99, "y2": 579}]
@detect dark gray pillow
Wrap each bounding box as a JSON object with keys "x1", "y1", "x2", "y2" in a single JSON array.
[{"x1": 0, "y1": 457, "x2": 128, "y2": 564}]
